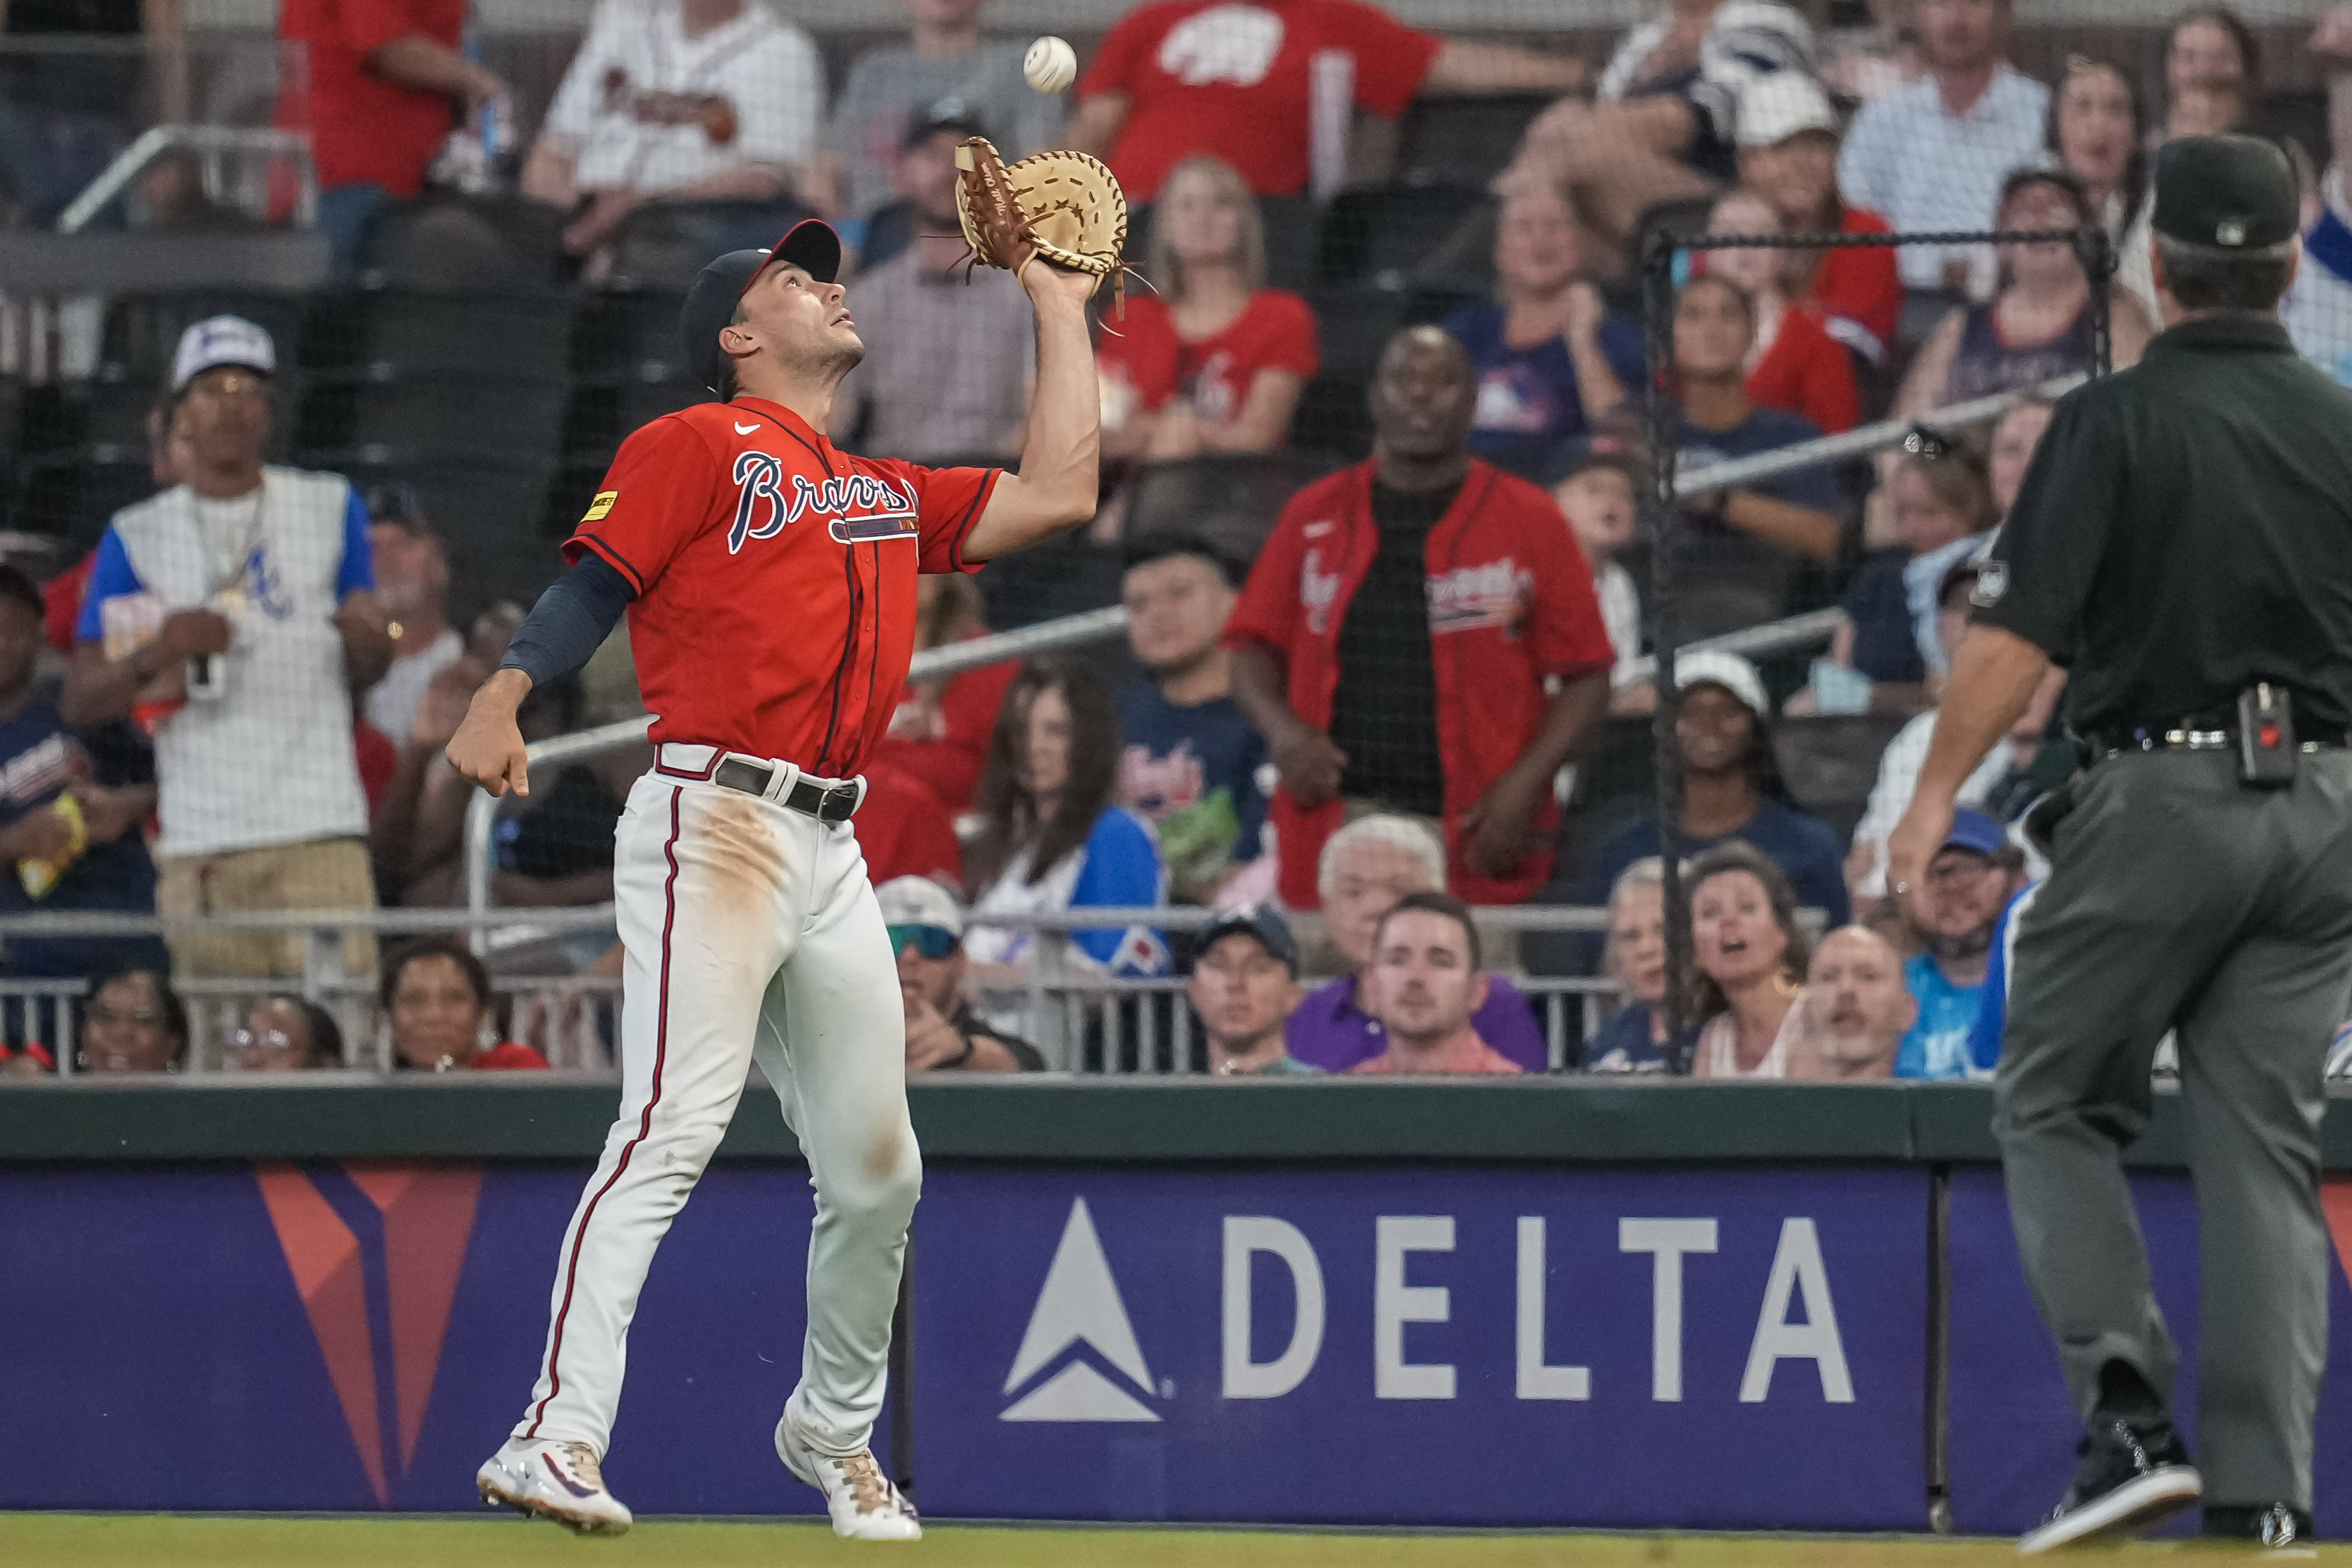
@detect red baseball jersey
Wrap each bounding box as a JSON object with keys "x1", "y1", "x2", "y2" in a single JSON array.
[
  {"x1": 565, "y1": 397, "x2": 998, "y2": 778},
  {"x1": 1078, "y1": 0, "x2": 1440, "y2": 200}
]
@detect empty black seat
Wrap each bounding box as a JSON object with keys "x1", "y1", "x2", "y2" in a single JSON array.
[
  {"x1": 11, "y1": 453, "x2": 159, "y2": 547},
  {"x1": 1774, "y1": 714, "x2": 1912, "y2": 844},
  {"x1": 315, "y1": 285, "x2": 575, "y2": 376},
  {"x1": 302, "y1": 367, "x2": 570, "y2": 458},
  {"x1": 358, "y1": 194, "x2": 569, "y2": 290},
  {"x1": 299, "y1": 448, "x2": 564, "y2": 603},
  {"x1": 98, "y1": 289, "x2": 309, "y2": 391},
  {"x1": 1394, "y1": 93, "x2": 1554, "y2": 187},
  {"x1": 572, "y1": 290, "x2": 693, "y2": 381},
  {"x1": 603, "y1": 197, "x2": 818, "y2": 293},
  {"x1": 1317, "y1": 184, "x2": 1491, "y2": 288},
  {"x1": 1299, "y1": 284, "x2": 1410, "y2": 382},
  {"x1": 1124, "y1": 450, "x2": 1343, "y2": 562},
  {"x1": 1290, "y1": 376, "x2": 1372, "y2": 460}
]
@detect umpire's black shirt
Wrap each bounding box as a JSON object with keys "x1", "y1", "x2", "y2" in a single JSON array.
[{"x1": 1974, "y1": 313, "x2": 2352, "y2": 735}]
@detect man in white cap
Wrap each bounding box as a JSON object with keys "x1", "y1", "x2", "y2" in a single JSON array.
[
  {"x1": 62, "y1": 315, "x2": 394, "y2": 979},
  {"x1": 876, "y1": 874, "x2": 1040, "y2": 1072},
  {"x1": 1573, "y1": 647, "x2": 1851, "y2": 930}
]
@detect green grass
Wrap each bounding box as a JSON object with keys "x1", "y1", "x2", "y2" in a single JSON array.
[{"x1": 5, "y1": 1516, "x2": 2350, "y2": 1568}]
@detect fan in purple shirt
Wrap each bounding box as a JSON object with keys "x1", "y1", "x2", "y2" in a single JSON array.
[{"x1": 1284, "y1": 813, "x2": 1547, "y2": 1072}]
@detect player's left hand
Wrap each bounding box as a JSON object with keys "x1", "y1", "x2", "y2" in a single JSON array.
[
  {"x1": 1886, "y1": 792, "x2": 1956, "y2": 930},
  {"x1": 1461, "y1": 765, "x2": 1548, "y2": 879}
]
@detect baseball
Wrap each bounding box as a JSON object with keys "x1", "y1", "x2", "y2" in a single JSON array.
[{"x1": 1025, "y1": 35, "x2": 1077, "y2": 95}]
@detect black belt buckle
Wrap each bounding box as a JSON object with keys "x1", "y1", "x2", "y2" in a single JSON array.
[{"x1": 789, "y1": 777, "x2": 861, "y2": 822}]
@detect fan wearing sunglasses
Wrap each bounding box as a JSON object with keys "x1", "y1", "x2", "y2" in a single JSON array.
[{"x1": 876, "y1": 876, "x2": 1042, "y2": 1074}]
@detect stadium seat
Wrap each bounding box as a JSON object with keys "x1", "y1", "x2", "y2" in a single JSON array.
[
  {"x1": 300, "y1": 366, "x2": 570, "y2": 460},
  {"x1": 1290, "y1": 375, "x2": 1372, "y2": 460},
  {"x1": 301, "y1": 448, "x2": 565, "y2": 603},
  {"x1": 315, "y1": 284, "x2": 576, "y2": 377},
  {"x1": 572, "y1": 289, "x2": 694, "y2": 382},
  {"x1": 11, "y1": 452, "x2": 158, "y2": 546},
  {"x1": 1316, "y1": 184, "x2": 1492, "y2": 290},
  {"x1": 1393, "y1": 93, "x2": 1556, "y2": 188},
  {"x1": 98, "y1": 289, "x2": 309, "y2": 390},
  {"x1": 603, "y1": 196, "x2": 819, "y2": 293},
  {"x1": 1124, "y1": 450, "x2": 1343, "y2": 563},
  {"x1": 1300, "y1": 284, "x2": 1410, "y2": 384},
  {"x1": 1773, "y1": 713, "x2": 1912, "y2": 845},
  {"x1": 357, "y1": 194, "x2": 569, "y2": 290},
  {"x1": 977, "y1": 523, "x2": 1125, "y2": 635}
]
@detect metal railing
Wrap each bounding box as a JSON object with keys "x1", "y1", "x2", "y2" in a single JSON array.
[
  {"x1": 460, "y1": 374, "x2": 2068, "y2": 927},
  {"x1": 0, "y1": 904, "x2": 1638, "y2": 1078}
]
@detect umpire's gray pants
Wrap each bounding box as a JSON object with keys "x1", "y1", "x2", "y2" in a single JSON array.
[{"x1": 1996, "y1": 748, "x2": 2352, "y2": 1509}]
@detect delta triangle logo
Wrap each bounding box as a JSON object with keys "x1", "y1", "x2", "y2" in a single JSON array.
[
  {"x1": 255, "y1": 1161, "x2": 485, "y2": 1506},
  {"x1": 999, "y1": 1197, "x2": 1161, "y2": 1422}
]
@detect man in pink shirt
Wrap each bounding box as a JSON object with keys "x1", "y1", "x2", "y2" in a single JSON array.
[{"x1": 1349, "y1": 891, "x2": 1521, "y2": 1075}]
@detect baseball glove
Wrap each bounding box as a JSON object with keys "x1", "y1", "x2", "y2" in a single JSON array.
[{"x1": 954, "y1": 137, "x2": 1133, "y2": 312}]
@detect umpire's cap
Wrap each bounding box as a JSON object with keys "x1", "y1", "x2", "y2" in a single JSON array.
[
  {"x1": 681, "y1": 218, "x2": 845, "y2": 394},
  {"x1": 2151, "y1": 134, "x2": 2299, "y2": 254}
]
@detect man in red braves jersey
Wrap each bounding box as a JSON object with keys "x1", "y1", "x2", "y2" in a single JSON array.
[{"x1": 449, "y1": 217, "x2": 1099, "y2": 1541}]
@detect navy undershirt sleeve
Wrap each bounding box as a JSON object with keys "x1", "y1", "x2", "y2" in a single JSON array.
[{"x1": 500, "y1": 554, "x2": 636, "y2": 689}]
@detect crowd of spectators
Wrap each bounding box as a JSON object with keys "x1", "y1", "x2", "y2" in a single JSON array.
[{"x1": 5, "y1": 0, "x2": 2351, "y2": 1081}]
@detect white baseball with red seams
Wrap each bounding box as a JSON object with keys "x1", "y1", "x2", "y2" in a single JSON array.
[{"x1": 1024, "y1": 35, "x2": 1078, "y2": 94}]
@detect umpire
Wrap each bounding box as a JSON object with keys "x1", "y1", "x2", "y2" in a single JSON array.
[{"x1": 1891, "y1": 134, "x2": 2352, "y2": 1555}]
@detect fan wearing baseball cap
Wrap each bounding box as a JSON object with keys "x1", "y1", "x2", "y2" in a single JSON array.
[
  {"x1": 1573, "y1": 650, "x2": 1849, "y2": 932},
  {"x1": 1890, "y1": 808, "x2": 2022, "y2": 1081},
  {"x1": 61, "y1": 315, "x2": 394, "y2": 981},
  {"x1": 1187, "y1": 905, "x2": 1316, "y2": 1076},
  {"x1": 1733, "y1": 73, "x2": 1901, "y2": 366}
]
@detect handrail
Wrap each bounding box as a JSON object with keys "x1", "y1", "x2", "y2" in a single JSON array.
[{"x1": 58, "y1": 124, "x2": 316, "y2": 235}]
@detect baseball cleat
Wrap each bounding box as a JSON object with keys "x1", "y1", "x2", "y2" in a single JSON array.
[
  {"x1": 2018, "y1": 1419, "x2": 2200, "y2": 1554},
  {"x1": 776, "y1": 1414, "x2": 921, "y2": 1540},
  {"x1": 476, "y1": 1436, "x2": 634, "y2": 1536}
]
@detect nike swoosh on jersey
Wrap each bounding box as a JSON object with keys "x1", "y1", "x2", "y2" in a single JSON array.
[{"x1": 734, "y1": 422, "x2": 761, "y2": 435}]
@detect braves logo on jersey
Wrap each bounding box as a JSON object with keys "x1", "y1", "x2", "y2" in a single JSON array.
[{"x1": 729, "y1": 453, "x2": 921, "y2": 554}]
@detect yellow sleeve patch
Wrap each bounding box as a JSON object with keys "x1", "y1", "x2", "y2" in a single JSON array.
[{"x1": 582, "y1": 491, "x2": 619, "y2": 522}]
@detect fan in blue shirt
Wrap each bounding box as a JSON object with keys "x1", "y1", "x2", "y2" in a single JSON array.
[
  {"x1": 1115, "y1": 542, "x2": 1269, "y2": 902},
  {"x1": 1893, "y1": 810, "x2": 2021, "y2": 1080},
  {"x1": 0, "y1": 567, "x2": 169, "y2": 996},
  {"x1": 1575, "y1": 651, "x2": 1849, "y2": 949}
]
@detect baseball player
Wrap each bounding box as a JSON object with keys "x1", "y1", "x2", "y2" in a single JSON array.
[{"x1": 449, "y1": 214, "x2": 1101, "y2": 1539}]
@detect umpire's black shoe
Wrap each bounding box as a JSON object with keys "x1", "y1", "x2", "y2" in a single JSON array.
[
  {"x1": 2203, "y1": 1503, "x2": 2317, "y2": 1557},
  {"x1": 2017, "y1": 1419, "x2": 2203, "y2": 1554}
]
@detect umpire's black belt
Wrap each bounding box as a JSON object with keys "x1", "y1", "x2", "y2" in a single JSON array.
[{"x1": 2080, "y1": 720, "x2": 2350, "y2": 761}]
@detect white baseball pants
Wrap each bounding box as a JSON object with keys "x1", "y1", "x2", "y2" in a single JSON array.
[{"x1": 512, "y1": 747, "x2": 919, "y2": 1459}]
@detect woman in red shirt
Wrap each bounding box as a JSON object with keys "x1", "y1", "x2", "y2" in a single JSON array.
[
  {"x1": 1703, "y1": 188, "x2": 1858, "y2": 435},
  {"x1": 1098, "y1": 155, "x2": 1319, "y2": 459}
]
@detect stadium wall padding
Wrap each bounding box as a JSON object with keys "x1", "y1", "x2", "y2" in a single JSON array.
[{"x1": 8, "y1": 1080, "x2": 2352, "y2": 1531}]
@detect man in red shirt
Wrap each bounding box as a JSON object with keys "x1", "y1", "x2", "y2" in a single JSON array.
[
  {"x1": 1228, "y1": 325, "x2": 1614, "y2": 908},
  {"x1": 275, "y1": 0, "x2": 512, "y2": 275},
  {"x1": 446, "y1": 218, "x2": 1101, "y2": 1540},
  {"x1": 1735, "y1": 73, "x2": 1901, "y2": 366},
  {"x1": 1068, "y1": 0, "x2": 1586, "y2": 202}
]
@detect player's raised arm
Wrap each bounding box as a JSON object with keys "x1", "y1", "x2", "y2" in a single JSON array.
[{"x1": 962, "y1": 260, "x2": 1102, "y2": 562}]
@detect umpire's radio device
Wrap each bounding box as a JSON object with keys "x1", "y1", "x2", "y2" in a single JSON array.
[{"x1": 2238, "y1": 682, "x2": 2298, "y2": 787}]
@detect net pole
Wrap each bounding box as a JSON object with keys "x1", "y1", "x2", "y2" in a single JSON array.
[
  {"x1": 1640, "y1": 228, "x2": 1692, "y2": 1071},
  {"x1": 2080, "y1": 224, "x2": 2116, "y2": 378}
]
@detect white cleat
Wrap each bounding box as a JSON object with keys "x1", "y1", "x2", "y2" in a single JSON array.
[
  {"x1": 476, "y1": 1436, "x2": 634, "y2": 1536},
  {"x1": 775, "y1": 1415, "x2": 921, "y2": 1540}
]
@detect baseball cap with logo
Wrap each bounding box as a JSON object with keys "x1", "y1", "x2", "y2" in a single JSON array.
[
  {"x1": 2151, "y1": 134, "x2": 2299, "y2": 254},
  {"x1": 876, "y1": 874, "x2": 964, "y2": 958},
  {"x1": 1674, "y1": 648, "x2": 1771, "y2": 717},
  {"x1": 680, "y1": 218, "x2": 846, "y2": 394},
  {"x1": 172, "y1": 314, "x2": 275, "y2": 393},
  {"x1": 1191, "y1": 904, "x2": 1300, "y2": 977},
  {"x1": 1734, "y1": 73, "x2": 1839, "y2": 149}
]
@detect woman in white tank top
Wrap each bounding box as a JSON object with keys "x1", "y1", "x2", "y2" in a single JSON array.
[{"x1": 1682, "y1": 839, "x2": 1811, "y2": 1079}]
